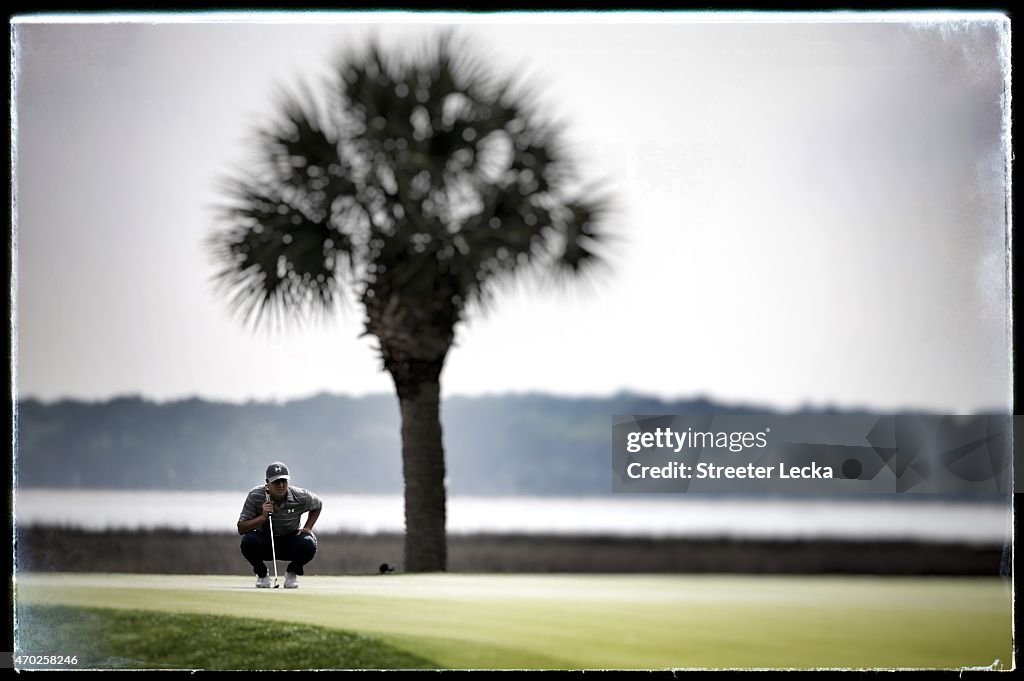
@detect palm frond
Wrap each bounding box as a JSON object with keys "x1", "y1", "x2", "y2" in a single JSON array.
[
  {"x1": 209, "y1": 176, "x2": 357, "y2": 329},
  {"x1": 210, "y1": 32, "x2": 617, "y2": 334},
  {"x1": 257, "y1": 89, "x2": 358, "y2": 218}
]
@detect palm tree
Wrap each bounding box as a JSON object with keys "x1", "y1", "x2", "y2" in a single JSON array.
[{"x1": 209, "y1": 35, "x2": 609, "y2": 572}]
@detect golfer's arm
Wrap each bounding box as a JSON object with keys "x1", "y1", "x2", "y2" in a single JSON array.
[
  {"x1": 303, "y1": 508, "x2": 321, "y2": 532},
  {"x1": 237, "y1": 513, "x2": 268, "y2": 535}
]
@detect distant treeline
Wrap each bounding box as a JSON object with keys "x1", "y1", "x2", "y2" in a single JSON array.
[{"x1": 16, "y1": 393, "x2": 783, "y2": 494}]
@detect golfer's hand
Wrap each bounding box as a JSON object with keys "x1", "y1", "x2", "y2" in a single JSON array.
[
  {"x1": 299, "y1": 528, "x2": 316, "y2": 539},
  {"x1": 262, "y1": 500, "x2": 274, "y2": 516}
]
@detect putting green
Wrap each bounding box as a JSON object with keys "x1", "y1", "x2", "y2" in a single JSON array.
[{"x1": 16, "y1": 573, "x2": 1012, "y2": 670}]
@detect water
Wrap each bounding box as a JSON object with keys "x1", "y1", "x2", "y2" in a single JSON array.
[{"x1": 14, "y1": 489, "x2": 1010, "y2": 544}]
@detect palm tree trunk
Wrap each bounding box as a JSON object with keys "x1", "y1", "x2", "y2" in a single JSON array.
[{"x1": 392, "y1": 366, "x2": 447, "y2": 572}]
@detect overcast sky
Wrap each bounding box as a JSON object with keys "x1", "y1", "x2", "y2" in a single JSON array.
[{"x1": 12, "y1": 12, "x2": 1012, "y2": 412}]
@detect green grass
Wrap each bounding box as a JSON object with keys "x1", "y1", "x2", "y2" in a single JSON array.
[
  {"x1": 16, "y1": 604, "x2": 436, "y2": 670},
  {"x1": 15, "y1": 573, "x2": 1014, "y2": 670}
]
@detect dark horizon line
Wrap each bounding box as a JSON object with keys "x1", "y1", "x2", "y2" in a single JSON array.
[
  {"x1": 15, "y1": 388, "x2": 743, "y2": 406},
  {"x1": 12, "y1": 390, "x2": 998, "y2": 415}
]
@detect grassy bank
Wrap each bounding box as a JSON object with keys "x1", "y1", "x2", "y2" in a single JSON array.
[
  {"x1": 16, "y1": 604, "x2": 435, "y2": 670},
  {"x1": 16, "y1": 526, "x2": 1005, "y2": 575}
]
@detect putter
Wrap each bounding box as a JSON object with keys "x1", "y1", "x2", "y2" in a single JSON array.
[{"x1": 266, "y1": 491, "x2": 280, "y2": 589}]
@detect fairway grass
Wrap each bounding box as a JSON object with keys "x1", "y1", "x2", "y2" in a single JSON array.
[{"x1": 15, "y1": 573, "x2": 1013, "y2": 670}]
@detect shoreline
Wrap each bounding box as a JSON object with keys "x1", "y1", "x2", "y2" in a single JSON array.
[{"x1": 16, "y1": 527, "x2": 1006, "y2": 576}]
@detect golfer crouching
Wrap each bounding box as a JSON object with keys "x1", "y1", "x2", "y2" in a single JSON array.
[{"x1": 237, "y1": 462, "x2": 323, "y2": 589}]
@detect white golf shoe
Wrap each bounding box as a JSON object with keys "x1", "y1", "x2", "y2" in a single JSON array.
[
  {"x1": 255, "y1": 575, "x2": 271, "y2": 588},
  {"x1": 284, "y1": 572, "x2": 299, "y2": 589}
]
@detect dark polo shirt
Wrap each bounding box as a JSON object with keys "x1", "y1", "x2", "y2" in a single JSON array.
[{"x1": 238, "y1": 485, "x2": 323, "y2": 535}]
